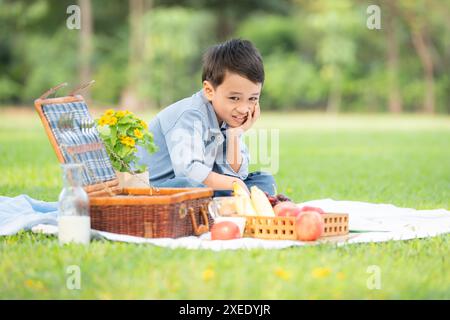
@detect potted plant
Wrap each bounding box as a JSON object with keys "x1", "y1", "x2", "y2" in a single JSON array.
[{"x1": 96, "y1": 109, "x2": 157, "y2": 188}]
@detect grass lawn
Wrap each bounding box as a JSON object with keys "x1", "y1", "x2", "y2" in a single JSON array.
[{"x1": 0, "y1": 109, "x2": 449, "y2": 299}]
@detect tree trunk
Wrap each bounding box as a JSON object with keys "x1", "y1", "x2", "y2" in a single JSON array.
[
  {"x1": 216, "y1": 8, "x2": 234, "y2": 41},
  {"x1": 411, "y1": 29, "x2": 435, "y2": 113},
  {"x1": 401, "y1": 7, "x2": 435, "y2": 113},
  {"x1": 121, "y1": 0, "x2": 149, "y2": 111},
  {"x1": 79, "y1": 0, "x2": 93, "y2": 101},
  {"x1": 326, "y1": 69, "x2": 341, "y2": 113},
  {"x1": 385, "y1": 3, "x2": 402, "y2": 113}
]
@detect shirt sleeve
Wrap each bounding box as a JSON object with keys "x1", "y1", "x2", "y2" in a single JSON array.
[
  {"x1": 216, "y1": 134, "x2": 250, "y2": 180},
  {"x1": 164, "y1": 110, "x2": 212, "y2": 184}
]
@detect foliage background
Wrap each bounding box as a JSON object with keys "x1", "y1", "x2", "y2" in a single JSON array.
[{"x1": 0, "y1": 0, "x2": 449, "y2": 113}]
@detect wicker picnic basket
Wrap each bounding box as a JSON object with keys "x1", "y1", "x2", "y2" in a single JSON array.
[
  {"x1": 34, "y1": 82, "x2": 214, "y2": 238},
  {"x1": 242, "y1": 213, "x2": 349, "y2": 240}
]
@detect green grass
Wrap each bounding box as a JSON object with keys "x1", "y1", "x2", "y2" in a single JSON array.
[{"x1": 0, "y1": 109, "x2": 449, "y2": 299}]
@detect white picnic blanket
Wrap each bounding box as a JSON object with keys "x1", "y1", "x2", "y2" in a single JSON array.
[{"x1": 1, "y1": 196, "x2": 444, "y2": 251}]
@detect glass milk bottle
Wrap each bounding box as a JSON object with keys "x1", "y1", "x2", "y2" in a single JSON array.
[{"x1": 58, "y1": 163, "x2": 91, "y2": 245}]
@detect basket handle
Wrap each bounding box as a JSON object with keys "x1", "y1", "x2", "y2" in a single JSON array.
[
  {"x1": 69, "y1": 80, "x2": 95, "y2": 96},
  {"x1": 39, "y1": 82, "x2": 68, "y2": 99},
  {"x1": 188, "y1": 206, "x2": 210, "y2": 236}
]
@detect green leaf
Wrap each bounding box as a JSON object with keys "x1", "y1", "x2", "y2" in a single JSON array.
[
  {"x1": 97, "y1": 125, "x2": 111, "y2": 136},
  {"x1": 110, "y1": 125, "x2": 117, "y2": 146},
  {"x1": 134, "y1": 163, "x2": 147, "y2": 174},
  {"x1": 110, "y1": 158, "x2": 122, "y2": 172},
  {"x1": 127, "y1": 128, "x2": 135, "y2": 136},
  {"x1": 118, "y1": 115, "x2": 133, "y2": 125},
  {"x1": 118, "y1": 124, "x2": 131, "y2": 135},
  {"x1": 118, "y1": 145, "x2": 132, "y2": 158}
]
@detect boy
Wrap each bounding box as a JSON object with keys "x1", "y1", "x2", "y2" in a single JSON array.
[{"x1": 137, "y1": 39, "x2": 276, "y2": 195}]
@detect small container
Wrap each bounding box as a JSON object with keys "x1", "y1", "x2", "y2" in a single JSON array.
[
  {"x1": 208, "y1": 197, "x2": 239, "y2": 217},
  {"x1": 208, "y1": 197, "x2": 246, "y2": 237},
  {"x1": 58, "y1": 163, "x2": 91, "y2": 245}
]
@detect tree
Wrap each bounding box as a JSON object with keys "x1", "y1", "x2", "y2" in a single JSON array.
[
  {"x1": 384, "y1": 1, "x2": 402, "y2": 113},
  {"x1": 121, "y1": 0, "x2": 151, "y2": 111},
  {"x1": 79, "y1": 0, "x2": 93, "y2": 101},
  {"x1": 306, "y1": 0, "x2": 358, "y2": 113},
  {"x1": 156, "y1": 0, "x2": 291, "y2": 40},
  {"x1": 399, "y1": 1, "x2": 435, "y2": 113}
]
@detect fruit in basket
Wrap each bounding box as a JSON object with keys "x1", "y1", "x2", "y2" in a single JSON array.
[
  {"x1": 274, "y1": 201, "x2": 301, "y2": 217},
  {"x1": 251, "y1": 186, "x2": 276, "y2": 216},
  {"x1": 211, "y1": 221, "x2": 241, "y2": 240},
  {"x1": 263, "y1": 192, "x2": 279, "y2": 207},
  {"x1": 276, "y1": 194, "x2": 292, "y2": 202},
  {"x1": 265, "y1": 192, "x2": 293, "y2": 205},
  {"x1": 264, "y1": 192, "x2": 282, "y2": 207},
  {"x1": 233, "y1": 182, "x2": 248, "y2": 197},
  {"x1": 295, "y1": 211, "x2": 324, "y2": 241},
  {"x1": 235, "y1": 197, "x2": 257, "y2": 216},
  {"x1": 268, "y1": 196, "x2": 279, "y2": 207},
  {"x1": 233, "y1": 182, "x2": 257, "y2": 216},
  {"x1": 299, "y1": 205, "x2": 325, "y2": 215}
]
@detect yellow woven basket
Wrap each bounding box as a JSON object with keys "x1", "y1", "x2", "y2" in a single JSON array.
[{"x1": 242, "y1": 213, "x2": 349, "y2": 240}]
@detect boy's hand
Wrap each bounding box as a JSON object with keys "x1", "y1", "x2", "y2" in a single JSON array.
[{"x1": 229, "y1": 102, "x2": 260, "y2": 135}]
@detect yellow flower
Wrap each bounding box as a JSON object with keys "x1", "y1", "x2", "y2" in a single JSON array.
[
  {"x1": 134, "y1": 129, "x2": 143, "y2": 139},
  {"x1": 108, "y1": 116, "x2": 118, "y2": 126},
  {"x1": 312, "y1": 267, "x2": 332, "y2": 279},
  {"x1": 116, "y1": 110, "x2": 126, "y2": 118},
  {"x1": 24, "y1": 279, "x2": 45, "y2": 291},
  {"x1": 120, "y1": 136, "x2": 135, "y2": 147},
  {"x1": 202, "y1": 268, "x2": 215, "y2": 282},
  {"x1": 119, "y1": 137, "x2": 128, "y2": 146},
  {"x1": 140, "y1": 120, "x2": 148, "y2": 129},
  {"x1": 274, "y1": 267, "x2": 291, "y2": 281},
  {"x1": 98, "y1": 116, "x2": 108, "y2": 126},
  {"x1": 104, "y1": 109, "x2": 115, "y2": 117},
  {"x1": 125, "y1": 110, "x2": 133, "y2": 115}
]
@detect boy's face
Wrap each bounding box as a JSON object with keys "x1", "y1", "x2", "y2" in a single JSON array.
[{"x1": 203, "y1": 71, "x2": 262, "y2": 128}]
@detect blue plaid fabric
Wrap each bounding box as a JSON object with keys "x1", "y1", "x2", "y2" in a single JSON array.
[{"x1": 42, "y1": 101, "x2": 116, "y2": 186}]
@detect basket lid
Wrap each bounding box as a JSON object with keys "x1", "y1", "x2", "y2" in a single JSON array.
[{"x1": 34, "y1": 86, "x2": 119, "y2": 193}]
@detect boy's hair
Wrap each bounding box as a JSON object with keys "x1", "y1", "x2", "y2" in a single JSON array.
[{"x1": 202, "y1": 39, "x2": 264, "y2": 87}]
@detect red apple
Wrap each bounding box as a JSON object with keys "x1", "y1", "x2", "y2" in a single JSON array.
[
  {"x1": 274, "y1": 201, "x2": 301, "y2": 217},
  {"x1": 211, "y1": 221, "x2": 241, "y2": 240},
  {"x1": 295, "y1": 211, "x2": 324, "y2": 241},
  {"x1": 299, "y1": 205, "x2": 325, "y2": 215}
]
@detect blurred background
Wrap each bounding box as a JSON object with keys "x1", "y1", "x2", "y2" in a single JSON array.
[{"x1": 1, "y1": 0, "x2": 449, "y2": 113}]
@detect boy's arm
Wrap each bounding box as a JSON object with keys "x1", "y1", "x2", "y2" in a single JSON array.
[
  {"x1": 225, "y1": 102, "x2": 260, "y2": 174},
  {"x1": 203, "y1": 171, "x2": 249, "y2": 194},
  {"x1": 214, "y1": 130, "x2": 249, "y2": 181},
  {"x1": 226, "y1": 128, "x2": 244, "y2": 173}
]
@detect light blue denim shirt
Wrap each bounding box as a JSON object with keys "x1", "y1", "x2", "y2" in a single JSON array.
[{"x1": 137, "y1": 90, "x2": 250, "y2": 185}]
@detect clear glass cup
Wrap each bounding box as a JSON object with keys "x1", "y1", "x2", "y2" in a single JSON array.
[
  {"x1": 208, "y1": 197, "x2": 239, "y2": 218},
  {"x1": 208, "y1": 197, "x2": 246, "y2": 237},
  {"x1": 58, "y1": 163, "x2": 91, "y2": 245}
]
